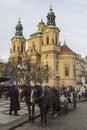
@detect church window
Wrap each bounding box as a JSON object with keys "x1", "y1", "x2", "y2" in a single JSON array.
[
  {"x1": 46, "y1": 76, "x2": 48, "y2": 83},
  {"x1": 65, "y1": 67, "x2": 69, "y2": 76},
  {"x1": 56, "y1": 62, "x2": 58, "y2": 72},
  {"x1": 52, "y1": 39, "x2": 54, "y2": 44},
  {"x1": 14, "y1": 45, "x2": 15, "y2": 51},
  {"x1": 46, "y1": 37, "x2": 49, "y2": 44},
  {"x1": 21, "y1": 46, "x2": 23, "y2": 52},
  {"x1": 18, "y1": 46, "x2": 19, "y2": 52}
]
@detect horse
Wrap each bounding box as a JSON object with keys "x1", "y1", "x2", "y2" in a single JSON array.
[
  {"x1": 76, "y1": 86, "x2": 85, "y2": 102},
  {"x1": 18, "y1": 85, "x2": 36, "y2": 123},
  {"x1": 31, "y1": 85, "x2": 60, "y2": 124}
]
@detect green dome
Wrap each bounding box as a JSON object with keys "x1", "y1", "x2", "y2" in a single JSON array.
[
  {"x1": 47, "y1": 8, "x2": 55, "y2": 16},
  {"x1": 39, "y1": 19, "x2": 45, "y2": 24},
  {"x1": 15, "y1": 18, "x2": 23, "y2": 37},
  {"x1": 47, "y1": 6, "x2": 56, "y2": 26},
  {"x1": 16, "y1": 19, "x2": 23, "y2": 30}
]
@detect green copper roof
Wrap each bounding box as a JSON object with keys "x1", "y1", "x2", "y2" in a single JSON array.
[
  {"x1": 39, "y1": 19, "x2": 45, "y2": 25},
  {"x1": 30, "y1": 31, "x2": 43, "y2": 38},
  {"x1": 15, "y1": 18, "x2": 23, "y2": 37},
  {"x1": 14, "y1": 36, "x2": 24, "y2": 39},
  {"x1": 47, "y1": 5, "x2": 56, "y2": 26},
  {"x1": 47, "y1": 25, "x2": 58, "y2": 29},
  {"x1": 47, "y1": 8, "x2": 55, "y2": 16}
]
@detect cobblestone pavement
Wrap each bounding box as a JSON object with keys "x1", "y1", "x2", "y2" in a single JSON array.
[
  {"x1": 0, "y1": 98, "x2": 28, "y2": 122},
  {"x1": 0, "y1": 97, "x2": 39, "y2": 130},
  {"x1": 14, "y1": 101, "x2": 87, "y2": 130},
  {"x1": 0, "y1": 97, "x2": 29, "y2": 130}
]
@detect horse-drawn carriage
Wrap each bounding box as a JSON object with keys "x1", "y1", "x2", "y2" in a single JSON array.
[
  {"x1": 19, "y1": 85, "x2": 77, "y2": 124},
  {"x1": 59, "y1": 86, "x2": 77, "y2": 112}
]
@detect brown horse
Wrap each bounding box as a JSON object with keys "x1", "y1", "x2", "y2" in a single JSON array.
[
  {"x1": 19, "y1": 85, "x2": 35, "y2": 123},
  {"x1": 31, "y1": 85, "x2": 60, "y2": 124}
]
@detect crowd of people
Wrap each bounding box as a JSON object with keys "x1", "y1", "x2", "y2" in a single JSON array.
[{"x1": 75, "y1": 84, "x2": 87, "y2": 101}]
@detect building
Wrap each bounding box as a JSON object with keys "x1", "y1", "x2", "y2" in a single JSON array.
[
  {"x1": 9, "y1": 5, "x2": 87, "y2": 87},
  {"x1": 0, "y1": 57, "x2": 5, "y2": 77}
]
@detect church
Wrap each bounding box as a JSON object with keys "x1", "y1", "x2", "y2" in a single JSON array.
[{"x1": 9, "y1": 5, "x2": 86, "y2": 87}]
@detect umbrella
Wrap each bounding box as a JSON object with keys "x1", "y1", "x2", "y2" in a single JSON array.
[{"x1": 0, "y1": 77, "x2": 10, "y2": 83}]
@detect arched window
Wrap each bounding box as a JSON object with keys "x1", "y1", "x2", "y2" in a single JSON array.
[
  {"x1": 46, "y1": 37, "x2": 49, "y2": 44},
  {"x1": 18, "y1": 46, "x2": 19, "y2": 52},
  {"x1": 65, "y1": 67, "x2": 69, "y2": 76},
  {"x1": 21, "y1": 46, "x2": 23, "y2": 52},
  {"x1": 14, "y1": 45, "x2": 15, "y2": 51},
  {"x1": 56, "y1": 62, "x2": 58, "y2": 72}
]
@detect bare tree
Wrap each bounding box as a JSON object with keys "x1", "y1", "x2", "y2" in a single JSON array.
[
  {"x1": 30, "y1": 62, "x2": 52, "y2": 86},
  {"x1": 8, "y1": 57, "x2": 22, "y2": 85}
]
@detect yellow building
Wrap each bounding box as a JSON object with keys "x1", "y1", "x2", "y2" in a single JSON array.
[{"x1": 9, "y1": 5, "x2": 87, "y2": 87}]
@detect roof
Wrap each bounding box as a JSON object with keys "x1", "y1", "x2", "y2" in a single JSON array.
[
  {"x1": 0, "y1": 77, "x2": 10, "y2": 83},
  {"x1": 60, "y1": 44, "x2": 76, "y2": 55},
  {"x1": 30, "y1": 31, "x2": 43, "y2": 38}
]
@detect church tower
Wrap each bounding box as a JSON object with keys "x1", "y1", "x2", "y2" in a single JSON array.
[
  {"x1": 47, "y1": 4, "x2": 56, "y2": 26},
  {"x1": 9, "y1": 19, "x2": 26, "y2": 63},
  {"x1": 41, "y1": 5, "x2": 60, "y2": 86}
]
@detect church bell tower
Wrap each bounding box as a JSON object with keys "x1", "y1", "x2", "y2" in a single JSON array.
[
  {"x1": 9, "y1": 19, "x2": 26, "y2": 63},
  {"x1": 41, "y1": 5, "x2": 60, "y2": 86}
]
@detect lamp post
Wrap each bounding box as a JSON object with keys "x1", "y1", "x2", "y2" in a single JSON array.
[
  {"x1": 17, "y1": 64, "x2": 27, "y2": 85},
  {"x1": 55, "y1": 74, "x2": 60, "y2": 88}
]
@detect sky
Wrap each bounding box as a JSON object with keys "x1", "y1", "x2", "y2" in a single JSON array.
[{"x1": 0, "y1": 0, "x2": 87, "y2": 62}]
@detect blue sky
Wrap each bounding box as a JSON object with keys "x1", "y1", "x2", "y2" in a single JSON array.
[{"x1": 0, "y1": 0, "x2": 87, "y2": 62}]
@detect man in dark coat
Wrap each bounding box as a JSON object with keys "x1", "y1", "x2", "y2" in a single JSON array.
[{"x1": 8, "y1": 85, "x2": 20, "y2": 115}]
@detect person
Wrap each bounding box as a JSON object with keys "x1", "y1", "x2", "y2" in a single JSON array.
[
  {"x1": 0, "y1": 85, "x2": 3, "y2": 98},
  {"x1": 8, "y1": 85, "x2": 20, "y2": 115}
]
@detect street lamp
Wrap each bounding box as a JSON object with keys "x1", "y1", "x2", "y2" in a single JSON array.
[
  {"x1": 55, "y1": 74, "x2": 60, "y2": 88},
  {"x1": 17, "y1": 64, "x2": 27, "y2": 85}
]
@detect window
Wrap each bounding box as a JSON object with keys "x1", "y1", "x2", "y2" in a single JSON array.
[
  {"x1": 18, "y1": 46, "x2": 19, "y2": 52},
  {"x1": 14, "y1": 45, "x2": 15, "y2": 51},
  {"x1": 65, "y1": 67, "x2": 69, "y2": 76},
  {"x1": 56, "y1": 62, "x2": 58, "y2": 72},
  {"x1": 21, "y1": 46, "x2": 23, "y2": 52},
  {"x1": 46, "y1": 76, "x2": 48, "y2": 83},
  {"x1": 46, "y1": 37, "x2": 49, "y2": 44}
]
